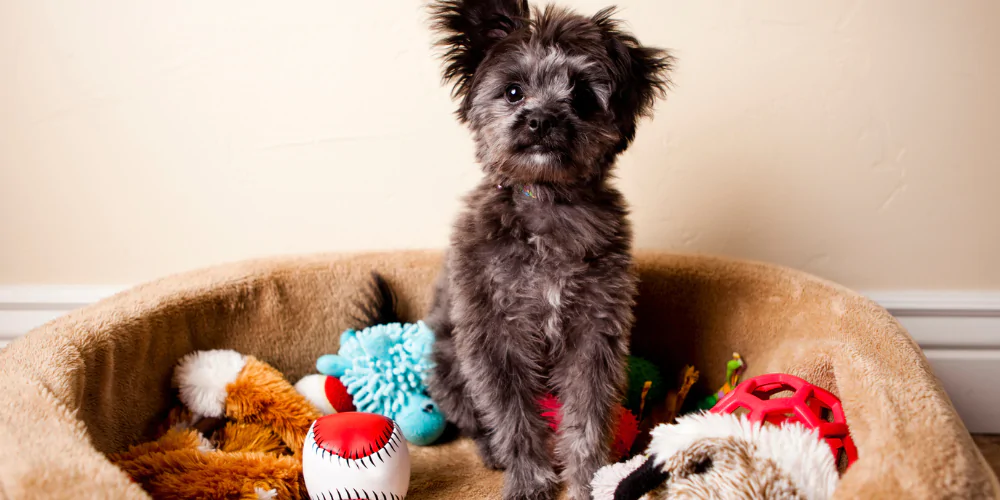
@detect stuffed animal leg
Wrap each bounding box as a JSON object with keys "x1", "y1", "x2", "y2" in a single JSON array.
[
  {"x1": 591, "y1": 412, "x2": 840, "y2": 500},
  {"x1": 110, "y1": 428, "x2": 214, "y2": 466},
  {"x1": 109, "y1": 425, "x2": 304, "y2": 500},
  {"x1": 217, "y1": 422, "x2": 287, "y2": 455},
  {"x1": 111, "y1": 435, "x2": 303, "y2": 500},
  {"x1": 174, "y1": 349, "x2": 323, "y2": 457}
]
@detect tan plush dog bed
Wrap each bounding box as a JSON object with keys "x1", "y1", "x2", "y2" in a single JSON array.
[{"x1": 0, "y1": 251, "x2": 996, "y2": 499}]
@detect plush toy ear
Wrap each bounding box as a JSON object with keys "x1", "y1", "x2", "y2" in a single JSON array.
[
  {"x1": 614, "y1": 455, "x2": 670, "y2": 500},
  {"x1": 591, "y1": 454, "x2": 669, "y2": 500},
  {"x1": 430, "y1": 0, "x2": 531, "y2": 120},
  {"x1": 316, "y1": 354, "x2": 352, "y2": 378},
  {"x1": 592, "y1": 8, "x2": 673, "y2": 152}
]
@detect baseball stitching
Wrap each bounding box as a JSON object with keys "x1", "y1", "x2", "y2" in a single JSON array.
[{"x1": 310, "y1": 488, "x2": 404, "y2": 500}]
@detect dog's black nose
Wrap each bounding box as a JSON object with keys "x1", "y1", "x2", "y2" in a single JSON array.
[{"x1": 526, "y1": 110, "x2": 556, "y2": 136}]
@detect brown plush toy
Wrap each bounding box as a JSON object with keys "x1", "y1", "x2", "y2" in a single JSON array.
[{"x1": 109, "y1": 350, "x2": 323, "y2": 499}]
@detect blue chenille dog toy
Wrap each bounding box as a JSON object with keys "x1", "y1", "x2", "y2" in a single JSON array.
[{"x1": 315, "y1": 320, "x2": 445, "y2": 446}]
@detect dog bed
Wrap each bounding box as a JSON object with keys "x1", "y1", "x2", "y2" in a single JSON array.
[{"x1": 0, "y1": 251, "x2": 996, "y2": 499}]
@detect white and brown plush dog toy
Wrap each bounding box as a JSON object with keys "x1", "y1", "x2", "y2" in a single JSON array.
[{"x1": 591, "y1": 412, "x2": 840, "y2": 500}]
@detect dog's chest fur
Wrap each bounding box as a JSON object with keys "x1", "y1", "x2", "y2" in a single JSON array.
[
  {"x1": 486, "y1": 240, "x2": 580, "y2": 346},
  {"x1": 451, "y1": 182, "x2": 631, "y2": 349}
]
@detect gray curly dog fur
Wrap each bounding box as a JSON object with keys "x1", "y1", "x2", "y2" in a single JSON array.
[{"x1": 423, "y1": 1, "x2": 672, "y2": 498}]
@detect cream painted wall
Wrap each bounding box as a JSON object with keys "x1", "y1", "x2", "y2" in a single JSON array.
[{"x1": 2, "y1": 1, "x2": 998, "y2": 288}]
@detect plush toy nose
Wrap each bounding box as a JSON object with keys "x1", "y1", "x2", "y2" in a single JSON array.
[{"x1": 423, "y1": 404, "x2": 435, "y2": 413}]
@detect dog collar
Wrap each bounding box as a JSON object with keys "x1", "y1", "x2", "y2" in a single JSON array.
[{"x1": 497, "y1": 184, "x2": 538, "y2": 199}]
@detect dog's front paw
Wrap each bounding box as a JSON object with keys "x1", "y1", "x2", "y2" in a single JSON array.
[{"x1": 502, "y1": 464, "x2": 559, "y2": 500}]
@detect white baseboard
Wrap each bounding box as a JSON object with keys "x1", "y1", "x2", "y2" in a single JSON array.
[
  {"x1": 1, "y1": 286, "x2": 998, "y2": 432},
  {"x1": 865, "y1": 291, "x2": 1000, "y2": 433},
  {"x1": 866, "y1": 291, "x2": 1000, "y2": 348},
  {"x1": 0, "y1": 285, "x2": 126, "y2": 345},
  {"x1": 921, "y1": 349, "x2": 1000, "y2": 434}
]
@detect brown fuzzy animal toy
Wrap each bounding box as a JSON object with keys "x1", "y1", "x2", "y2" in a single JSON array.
[
  {"x1": 109, "y1": 350, "x2": 323, "y2": 499},
  {"x1": 591, "y1": 412, "x2": 840, "y2": 500}
]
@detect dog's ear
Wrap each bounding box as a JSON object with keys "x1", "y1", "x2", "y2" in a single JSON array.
[
  {"x1": 593, "y1": 7, "x2": 673, "y2": 151},
  {"x1": 430, "y1": 0, "x2": 530, "y2": 119}
]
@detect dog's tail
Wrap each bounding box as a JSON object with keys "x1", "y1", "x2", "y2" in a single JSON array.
[{"x1": 352, "y1": 272, "x2": 401, "y2": 328}]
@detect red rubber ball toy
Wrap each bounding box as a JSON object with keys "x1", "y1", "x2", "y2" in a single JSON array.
[{"x1": 710, "y1": 373, "x2": 858, "y2": 469}]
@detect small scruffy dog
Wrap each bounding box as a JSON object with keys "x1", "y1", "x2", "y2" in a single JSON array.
[{"x1": 424, "y1": 1, "x2": 672, "y2": 498}]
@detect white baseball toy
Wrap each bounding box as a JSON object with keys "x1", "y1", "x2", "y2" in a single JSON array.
[{"x1": 303, "y1": 412, "x2": 411, "y2": 500}]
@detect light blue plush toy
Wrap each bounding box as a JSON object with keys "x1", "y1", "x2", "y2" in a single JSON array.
[{"x1": 316, "y1": 320, "x2": 445, "y2": 446}]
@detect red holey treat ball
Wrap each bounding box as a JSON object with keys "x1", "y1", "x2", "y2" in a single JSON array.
[{"x1": 710, "y1": 373, "x2": 858, "y2": 469}]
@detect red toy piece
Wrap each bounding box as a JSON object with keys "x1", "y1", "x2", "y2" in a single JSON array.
[
  {"x1": 538, "y1": 394, "x2": 639, "y2": 462},
  {"x1": 710, "y1": 373, "x2": 857, "y2": 470},
  {"x1": 312, "y1": 412, "x2": 397, "y2": 460},
  {"x1": 324, "y1": 376, "x2": 356, "y2": 413}
]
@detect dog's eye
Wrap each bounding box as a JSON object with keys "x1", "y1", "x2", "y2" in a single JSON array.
[
  {"x1": 572, "y1": 83, "x2": 599, "y2": 118},
  {"x1": 504, "y1": 84, "x2": 524, "y2": 103}
]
